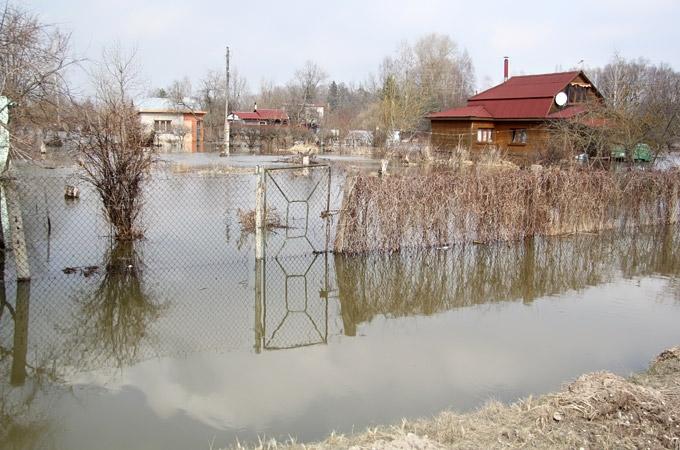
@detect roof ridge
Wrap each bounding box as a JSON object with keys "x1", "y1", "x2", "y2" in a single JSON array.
[{"x1": 507, "y1": 70, "x2": 581, "y2": 79}]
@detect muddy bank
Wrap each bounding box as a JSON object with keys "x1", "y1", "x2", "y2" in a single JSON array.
[{"x1": 228, "y1": 347, "x2": 680, "y2": 449}]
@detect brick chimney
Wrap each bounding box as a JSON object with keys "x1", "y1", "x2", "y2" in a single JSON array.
[{"x1": 504, "y1": 57, "x2": 509, "y2": 82}]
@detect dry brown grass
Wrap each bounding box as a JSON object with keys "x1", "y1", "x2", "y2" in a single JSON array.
[
  {"x1": 221, "y1": 347, "x2": 680, "y2": 450},
  {"x1": 237, "y1": 208, "x2": 286, "y2": 233},
  {"x1": 335, "y1": 166, "x2": 680, "y2": 253}
]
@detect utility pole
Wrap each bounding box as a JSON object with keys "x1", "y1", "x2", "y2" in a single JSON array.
[{"x1": 220, "y1": 46, "x2": 230, "y2": 157}]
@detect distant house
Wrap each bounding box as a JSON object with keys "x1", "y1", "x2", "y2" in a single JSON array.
[
  {"x1": 428, "y1": 60, "x2": 602, "y2": 158},
  {"x1": 228, "y1": 104, "x2": 289, "y2": 126},
  {"x1": 137, "y1": 98, "x2": 206, "y2": 152}
]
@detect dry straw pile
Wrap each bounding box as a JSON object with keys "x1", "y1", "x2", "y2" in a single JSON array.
[{"x1": 335, "y1": 167, "x2": 680, "y2": 253}]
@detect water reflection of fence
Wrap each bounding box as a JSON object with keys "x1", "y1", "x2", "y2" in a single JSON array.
[
  {"x1": 3, "y1": 227, "x2": 679, "y2": 373},
  {"x1": 258, "y1": 254, "x2": 329, "y2": 351}
]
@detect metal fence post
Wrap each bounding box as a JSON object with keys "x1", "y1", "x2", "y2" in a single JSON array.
[{"x1": 254, "y1": 165, "x2": 265, "y2": 352}]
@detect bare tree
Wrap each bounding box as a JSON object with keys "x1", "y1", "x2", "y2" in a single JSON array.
[
  {"x1": 580, "y1": 54, "x2": 680, "y2": 160},
  {"x1": 166, "y1": 76, "x2": 192, "y2": 108},
  {"x1": 196, "y1": 68, "x2": 251, "y2": 149},
  {"x1": 288, "y1": 61, "x2": 327, "y2": 123},
  {"x1": 93, "y1": 42, "x2": 143, "y2": 110},
  {"x1": 374, "y1": 34, "x2": 475, "y2": 137},
  {"x1": 0, "y1": 3, "x2": 78, "y2": 158},
  {"x1": 75, "y1": 45, "x2": 155, "y2": 241},
  {"x1": 413, "y1": 33, "x2": 474, "y2": 112},
  {"x1": 588, "y1": 53, "x2": 648, "y2": 112}
]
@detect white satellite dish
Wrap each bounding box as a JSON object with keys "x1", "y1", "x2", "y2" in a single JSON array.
[{"x1": 555, "y1": 91, "x2": 568, "y2": 107}]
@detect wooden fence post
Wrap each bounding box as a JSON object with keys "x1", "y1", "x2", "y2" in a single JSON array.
[{"x1": 4, "y1": 182, "x2": 30, "y2": 281}]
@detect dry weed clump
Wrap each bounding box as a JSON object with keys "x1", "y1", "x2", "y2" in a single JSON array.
[
  {"x1": 237, "y1": 208, "x2": 285, "y2": 234},
  {"x1": 221, "y1": 346, "x2": 680, "y2": 450},
  {"x1": 335, "y1": 167, "x2": 680, "y2": 253}
]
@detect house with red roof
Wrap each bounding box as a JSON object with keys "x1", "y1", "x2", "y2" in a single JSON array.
[
  {"x1": 428, "y1": 61, "x2": 602, "y2": 159},
  {"x1": 228, "y1": 103, "x2": 289, "y2": 126}
]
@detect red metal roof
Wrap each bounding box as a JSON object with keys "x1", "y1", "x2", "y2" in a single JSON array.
[
  {"x1": 427, "y1": 105, "x2": 491, "y2": 119},
  {"x1": 470, "y1": 71, "x2": 580, "y2": 101},
  {"x1": 233, "y1": 109, "x2": 289, "y2": 121},
  {"x1": 547, "y1": 104, "x2": 586, "y2": 119},
  {"x1": 430, "y1": 71, "x2": 592, "y2": 120},
  {"x1": 467, "y1": 97, "x2": 555, "y2": 119}
]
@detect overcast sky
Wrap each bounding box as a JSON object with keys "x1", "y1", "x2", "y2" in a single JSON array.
[{"x1": 18, "y1": 0, "x2": 680, "y2": 95}]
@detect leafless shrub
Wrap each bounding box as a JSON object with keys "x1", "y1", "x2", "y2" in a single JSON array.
[
  {"x1": 74, "y1": 45, "x2": 155, "y2": 241},
  {"x1": 335, "y1": 167, "x2": 680, "y2": 253},
  {"x1": 75, "y1": 102, "x2": 154, "y2": 240}
]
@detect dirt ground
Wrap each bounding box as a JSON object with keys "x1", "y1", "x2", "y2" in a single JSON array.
[{"x1": 227, "y1": 346, "x2": 680, "y2": 450}]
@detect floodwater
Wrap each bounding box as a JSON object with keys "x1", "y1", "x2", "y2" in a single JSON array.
[{"x1": 1, "y1": 153, "x2": 680, "y2": 449}]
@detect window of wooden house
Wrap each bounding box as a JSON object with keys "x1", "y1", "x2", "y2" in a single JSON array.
[
  {"x1": 477, "y1": 128, "x2": 493, "y2": 143},
  {"x1": 511, "y1": 129, "x2": 527, "y2": 144},
  {"x1": 154, "y1": 120, "x2": 172, "y2": 133}
]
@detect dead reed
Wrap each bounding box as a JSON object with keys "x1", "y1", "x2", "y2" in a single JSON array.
[{"x1": 335, "y1": 167, "x2": 680, "y2": 253}]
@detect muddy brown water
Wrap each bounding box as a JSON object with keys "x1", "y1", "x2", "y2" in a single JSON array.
[{"x1": 1, "y1": 153, "x2": 680, "y2": 449}]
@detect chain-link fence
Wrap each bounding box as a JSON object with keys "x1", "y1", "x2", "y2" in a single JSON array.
[
  {"x1": 0, "y1": 163, "x2": 343, "y2": 384},
  {"x1": 7, "y1": 160, "x2": 680, "y2": 379}
]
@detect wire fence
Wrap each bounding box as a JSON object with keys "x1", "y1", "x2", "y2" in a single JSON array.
[
  {"x1": 1, "y1": 196, "x2": 680, "y2": 388},
  {"x1": 0, "y1": 164, "x2": 341, "y2": 378},
  {"x1": 3, "y1": 162, "x2": 680, "y2": 380}
]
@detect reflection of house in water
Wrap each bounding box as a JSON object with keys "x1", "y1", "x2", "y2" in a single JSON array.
[{"x1": 137, "y1": 97, "x2": 206, "y2": 152}]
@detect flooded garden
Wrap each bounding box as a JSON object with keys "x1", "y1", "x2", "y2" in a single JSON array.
[{"x1": 1, "y1": 152, "x2": 680, "y2": 449}]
